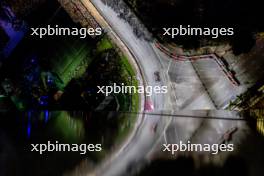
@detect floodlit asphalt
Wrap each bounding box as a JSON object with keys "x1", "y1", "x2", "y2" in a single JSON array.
[{"x1": 78, "y1": 0, "x2": 247, "y2": 176}]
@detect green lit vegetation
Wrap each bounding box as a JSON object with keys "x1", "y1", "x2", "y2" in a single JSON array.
[
  {"x1": 50, "y1": 112, "x2": 85, "y2": 143},
  {"x1": 96, "y1": 36, "x2": 140, "y2": 146},
  {"x1": 50, "y1": 39, "x2": 93, "y2": 85},
  {"x1": 97, "y1": 37, "x2": 113, "y2": 52},
  {"x1": 45, "y1": 36, "x2": 140, "y2": 160},
  {"x1": 117, "y1": 56, "x2": 139, "y2": 144}
]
